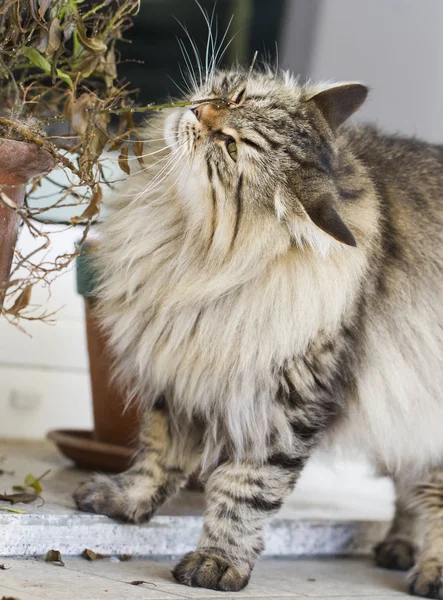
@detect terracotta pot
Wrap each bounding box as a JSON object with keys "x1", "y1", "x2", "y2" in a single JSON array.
[
  {"x1": 84, "y1": 296, "x2": 141, "y2": 447},
  {"x1": 0, "y1": 139, "x2": 54, "y2": 304}
]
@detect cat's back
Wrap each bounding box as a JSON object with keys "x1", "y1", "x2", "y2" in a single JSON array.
[
  {"x1": 344, "y1": 124, "x2": 443, "y2": 219},
  {"x1": 332, "y1": 126, "x2": 443, "y2": 474},
  {"x1": 342, "y1": 125, "x2": 443, "y2": 283}
]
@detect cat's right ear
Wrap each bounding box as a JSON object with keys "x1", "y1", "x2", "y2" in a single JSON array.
[{"x1": 307, "y1": 83, "x2": 368, "y2": 132}]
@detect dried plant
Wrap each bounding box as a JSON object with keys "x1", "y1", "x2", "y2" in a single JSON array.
[{"x1": 0, "y1": 0, "x2": 141, "y2": 325}]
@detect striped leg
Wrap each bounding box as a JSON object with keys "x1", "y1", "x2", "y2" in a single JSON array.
[
  {"x1": 374, "y1": 478, "x2": 418, "y2": 571},
  {"x1": 408, "y1": 469, "x2": 443, "y2": 598},
  {"x1": 173, "y1": 455, "x2": 302, "y2": 591},
  {"x1": 74, "y1": 406, "x2": 201, "y2": 523}
]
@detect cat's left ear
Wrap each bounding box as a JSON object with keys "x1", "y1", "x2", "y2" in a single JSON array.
[
  {"x1": 308, "y1": 83, "x2": 368, "y2": 132},
  {"x1": 304, "y1": 194, "x2": 356, "y2": 247}
]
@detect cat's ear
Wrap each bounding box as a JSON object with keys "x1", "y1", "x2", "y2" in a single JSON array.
[
  {"x1": 305, "y1": 194, "x2": 356, "y2": 247},
  {"x1": 308, "y1": 83, "x2": 368, "y2": 131}
]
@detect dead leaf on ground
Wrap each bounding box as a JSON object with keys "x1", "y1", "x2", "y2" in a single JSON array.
[
  {"x1": 127, "y1": 581, "x2": 156, "y2": 587},
  {"x1": 0, "y1": 492, "x2": 38, "y2": 504},
  {"x1": 24, "y1": 469, "x2": 51, "y2": 494},
  {"x1": 2, "y1": 596, "x2": 21, "y2": 600},
  {"x1": 82, "y1": 548, "x2": 110, "y2": 561},
  {"x1": 45, "y1": 549, "x2": 64, "y2": 566},
  {"x1": 118, "y1": 554, "x2": 132, "y2": 561},
  {"x1": 0, "y1": 563, "x2": 10, "y2": 570}
]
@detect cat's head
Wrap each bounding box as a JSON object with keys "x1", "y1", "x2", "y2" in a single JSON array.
[{"x1": 163, "y1": 69, "x2": 367, "y2": 255}]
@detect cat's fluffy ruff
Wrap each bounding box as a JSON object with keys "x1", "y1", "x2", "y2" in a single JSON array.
[{"x1": 96, "y1": 74, "x2": 377, "y2": 466}]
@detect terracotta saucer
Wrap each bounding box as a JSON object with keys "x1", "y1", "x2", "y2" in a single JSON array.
[{"x1": 47, "y1": 429, "x2": 134, "y2": 473}]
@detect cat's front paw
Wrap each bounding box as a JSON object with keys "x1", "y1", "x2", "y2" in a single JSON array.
[
  {"x1": 172, "y1": 550, "x2": 251, "y2": 591},
  {"x1": 374, "y1": 536, "x2": 416, "y2": 571},
  {"x1": 74, "y1": 474, "x2": 128, "y2": 520},
  {"x1": 408, "y1": 558, "x2": 443, "y2": 598},
  {"x1": 74, "y1": 473, "x2": 155, "y2": 523}
]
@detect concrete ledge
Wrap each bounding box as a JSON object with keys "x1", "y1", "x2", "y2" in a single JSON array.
[{"x1": 0, "y1": 511, "x2": 388, "y2": 557}]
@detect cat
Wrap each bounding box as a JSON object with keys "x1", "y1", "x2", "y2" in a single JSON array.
[{"x1": 74, "y1": 66, "x2": 443, "y2": 597}]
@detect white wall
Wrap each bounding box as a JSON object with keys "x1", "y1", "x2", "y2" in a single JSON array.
[
  {"x1": 306, "y1": 0, "x2": 443, "y2": 142},
  {"x1": 0, "y1": 225, "x2": 94, "y2": 438}
]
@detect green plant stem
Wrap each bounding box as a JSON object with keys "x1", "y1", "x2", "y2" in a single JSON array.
[{"x1": 97, "y1": 97, "x2": 225, "y2": 115}]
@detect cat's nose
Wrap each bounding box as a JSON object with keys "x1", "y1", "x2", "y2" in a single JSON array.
[
  {"x1": 191, "y1": 105, "x2": 203, "y2": 120},
  {"x1": 190, "y1": 103, "x2": 225, "y2": 129}
]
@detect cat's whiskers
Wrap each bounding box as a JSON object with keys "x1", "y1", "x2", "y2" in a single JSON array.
[
  {"x1": 212, "y1": 15, "x2": 235, "y2": 76},
  {"x1": 168, "y1": 73, "x2": 191, "y2": 98},
  {"x1": 177, "y1": 64, "x2": 195, "y2": 97},
  {"x1": 134, "y1": 140, "x2": 188, "y2": 201},
  {"x1": 176, "y1": 21, "x2": 204, "y2": 88},
  {"x1": 176, "y1": 37, "x2": 199, "y2": 95},
  {"x1": 195, "y1": 0, "x2": 216, "y2": 88},
  {"x1": 125, "y1": 139, "x2": 182, "y2": 161}
]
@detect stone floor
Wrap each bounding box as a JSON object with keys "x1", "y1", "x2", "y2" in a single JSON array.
[
  {"x1": 0, "y1": 439, "x2": 404, "y2": 599},
  {"x1": 0, "y1": 556, "x2": 409, "y2": 599}
]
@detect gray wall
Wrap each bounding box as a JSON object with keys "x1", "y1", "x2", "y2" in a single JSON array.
[{"x1": 282, "y1": 0, "x2": 443, "y2": 143}]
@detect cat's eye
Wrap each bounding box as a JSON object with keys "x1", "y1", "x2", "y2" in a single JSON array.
[{"x1": 226, "y1": 138, "x2": 237, "y2": 162}]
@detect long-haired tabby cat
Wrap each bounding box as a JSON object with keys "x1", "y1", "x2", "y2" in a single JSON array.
[{"x1": 74, "y1": 64, "x2": 443, "y2": 597}]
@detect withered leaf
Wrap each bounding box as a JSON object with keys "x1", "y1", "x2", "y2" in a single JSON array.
[
  {"x1": 82, "y1": 549, "x2": 109, "y2": 561},
  {"x1": 69, "y1": 93, "x2": 94, "y2": 135},
  {"x1": 133, "y1": 139, "x2": 145, "y2": 166},
  {"x1": 45, "y1": 549, "x2": 64, "y2": 566},
  {"x1": 38, "y1": 0, "x2": 52, "y2": 19},
  {"x1": 127, "y1": 581, "x2": 156, "y2": 587},
  {"x1": 0, "y1": 563, "x2": 10, "y2": 570},
  {"x1": 35, "y1": 28, "x2": 49, "y2": 53},
  {"x1": 118, "y1": 554, "x2": 132, "y2": 562},
  {"x1": 118, "y1": 144, "x2": 130, "y2": 175},
  {"x1": 76, "y1": 18, "x2": 107, "y2": 54},
  {"x1": 6, "y1": 285, "x2": 32, "y2": 316},
  {"x1": 46, "y1": 18, "x2": 62, "y2": 59},
  {"x1": 2, "y1": 596, "x2": 21, "y2": 600},
  {"x1": 108, "y1": 137, "x2": 126, "y2": 152},
  {"x1": 0, "y1": 493, "x2": 38, "y2": 505},
  {"x1": 79, "y1": 55, "x2": 100, "y2": 79},
  {"x1": 71, "y1": 185, "x2": 102, "y2": 224}
]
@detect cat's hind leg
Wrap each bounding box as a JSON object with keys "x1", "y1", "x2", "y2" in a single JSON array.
[
  {"x1": 407, "y1": 469, "x2": 443, "y2": 598},
  {"x1": 74, "y1": 406, "x2": 200, "y2": 523},
  {"x1": 374, "y1": 477, "x2": 418, "y2": 572}
]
